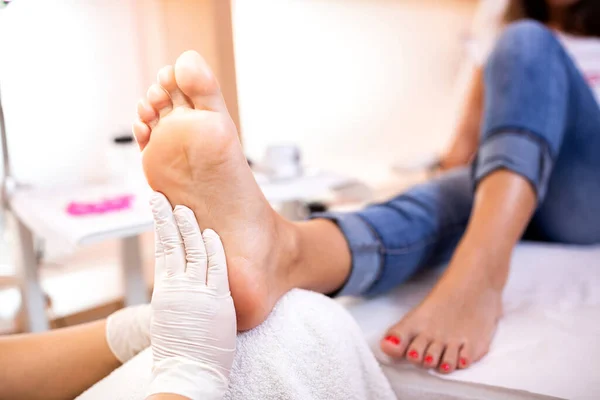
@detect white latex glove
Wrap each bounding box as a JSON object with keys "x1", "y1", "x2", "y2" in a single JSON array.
[
  {"x1": 147, "y1": 192, "x2": 236, "y2": 400},
  {"x1": 106, "y1": 304, "x2": 151, "y2": 363}
]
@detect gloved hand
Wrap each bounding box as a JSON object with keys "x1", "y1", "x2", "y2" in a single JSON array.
[
  {"x1": 146, "y1": 192, "x2": 236, "y2": 400},
  {"x1": 106, "y1": 303, "x2": 151, "y2": 363}
]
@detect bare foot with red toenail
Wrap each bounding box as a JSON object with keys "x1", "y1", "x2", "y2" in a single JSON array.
[{"x1": 380, "y1": 243, "x2": 504, "y2": 373}]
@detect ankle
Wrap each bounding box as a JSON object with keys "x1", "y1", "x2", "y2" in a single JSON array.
[
  {"x1": 274, "y1": 217, "x2": 304, "y2": 289},
  {"x1": 452, "y1": 238, "x2": 512, "y2": 291},
  {"x1": 277, "y1": 219, "x2": 351, "y2": 294}
]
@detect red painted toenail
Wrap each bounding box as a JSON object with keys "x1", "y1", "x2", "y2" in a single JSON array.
[
  {"x1": 425, "y1": 355, "x2": 434, "y2": 364},
  {"x1": 441, "y1": 363, "x2": 451, "y2": 372},
  {"x1": 385, "y1": 335, "x2": 400, "y2": 345},
  {"x1": 408, "y1": 350, "x2": 419, "y2": 359},
  {"x1": 460, "y1": 358, "x2": 467, "y2": 366}
]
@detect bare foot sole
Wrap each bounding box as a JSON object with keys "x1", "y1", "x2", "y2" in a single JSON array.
[
  {"x1": 133, "y1": 51, "x2": 298, "y2": 330},
  {"x1": 380, "y1": 246, "x2": 504, "y2": 373}
]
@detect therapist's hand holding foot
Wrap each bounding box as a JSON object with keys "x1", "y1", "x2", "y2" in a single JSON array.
[{"x1": 147, "y1": 192, "x2": 236, "y2": 400}]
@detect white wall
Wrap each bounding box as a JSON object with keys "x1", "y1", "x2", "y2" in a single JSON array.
[
  {"x1": 0, "y1": 0, "x2": 476, "y2": 187},
  {"x1": 0, "y1": 0, "x2": 143, "y2": 186},
  {"x1": 233, "y1": 0, "x2": 476, "y2": 184}
]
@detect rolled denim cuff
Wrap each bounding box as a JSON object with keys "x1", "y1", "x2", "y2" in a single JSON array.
[
  {"x1": 474, "y1": 131, "x2": 553, "y2": 203},
  {"x1": 310, "y1": 212, "x2": 382, "y2": 297}
]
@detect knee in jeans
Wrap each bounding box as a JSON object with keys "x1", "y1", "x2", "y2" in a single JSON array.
[
  {"x1": 504, "y1": 19, "x2": 552, "y2": 39},
  {"x1": 487, "y1": 19, "x2": 560, "y2": 72}
]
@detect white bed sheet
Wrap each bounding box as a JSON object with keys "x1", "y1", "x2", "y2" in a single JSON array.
[{"x1": 342, "y1": 242, "x2": 600, "y2": 400}]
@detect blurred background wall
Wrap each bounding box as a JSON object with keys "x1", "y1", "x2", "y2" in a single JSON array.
[
  {"x1": 1, "y1": 0, "x2": 476, "y2": 187},
  {"x1": 0, "y1": 0, "x2": 143, "y2": 186},
  {"x1": 233, "y1": 0, "x2": 477, "y2": 184}
]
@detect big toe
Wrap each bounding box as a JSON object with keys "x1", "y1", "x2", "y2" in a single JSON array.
[
  {"x1": 381, "y1": 323, "x2": 412, "y2": 359},
  {"x1": 174, "y1": 50, "x2": 227, "y2": 112}
]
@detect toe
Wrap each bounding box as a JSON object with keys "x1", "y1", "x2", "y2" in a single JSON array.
[
  {"x1": 381, "y1": 323, "x2": 413, "y2": 359},
  {"x1": 423, "y1": 341, "x2": 444, "y2": 369},
  {"x1": 137, "y1": 98, "x2": 158, "y2": 127},
  {"x1": 406, "y1": 334, "x2": 430, "y2": 365},
  {"x1": 174, "y1": 50, "x2": 227, "y2": 112},
  {"x1": 440, "y1": 342, "x2": 460, "y2": 374},
  {"x1": 458, "y1": 346, "x2": 471, "y2": 369},
  {"x1": 157, "y1": 65, "x2": 193, "y2": 109},
  {"x1": 147, "y1": 83, "x2": 173, "y2": 118},
  {"x1": 381, "y1": 333, "x2": 403, "y2": 356},
  {"x1": 132, "y1": 120, "x2": 151, "y2": 150}
]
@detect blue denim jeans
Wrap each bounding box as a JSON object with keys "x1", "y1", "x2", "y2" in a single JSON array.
[{"x1": 314, "y1": 21, "x2": 600, "y2": 297}]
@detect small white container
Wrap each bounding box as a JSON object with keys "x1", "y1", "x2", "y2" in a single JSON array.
[
  {"x1": 263, "y1": 144, "x2": 303, "y2": 181},
  {"x1": 107, "y1": 135, "x2": 146, "y2": 190}
]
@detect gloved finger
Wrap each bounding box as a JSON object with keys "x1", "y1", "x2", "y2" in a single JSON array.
[
  {"x1": 150, "y1": 192, "x2": 186, "y2": 276},
  {"x1": 153, "y1": 229, "x2": 166, "y2": 288},
  {"x1": 173, "y1": 205, "x2": 208, "y2": 283},
  {"x1": 203, "y1": 229, "x2": 230, "y2": 295},
  {"x1": 151, "y1": 193, "x2": 167, "y2": 285}
]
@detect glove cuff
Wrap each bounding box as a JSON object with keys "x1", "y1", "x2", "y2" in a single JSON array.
[{"x1": 106, "y1": 304, "x2": 151, "y2": 363}]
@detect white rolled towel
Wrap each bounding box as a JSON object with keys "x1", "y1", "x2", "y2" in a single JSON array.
[{"x1": 78, "y1": 289, "x2": 396, "y2": 400}]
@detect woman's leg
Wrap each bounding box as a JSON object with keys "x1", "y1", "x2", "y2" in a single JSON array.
[
  {"x1": 380, "y1": 170, "x2": 535, "y2": 372},
  {"x1": 133, "y1": 19, "x2": 599, "y2": 340},
  {"x1": 381, "y1": 20, "x2": 600, "y2": 372}
]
